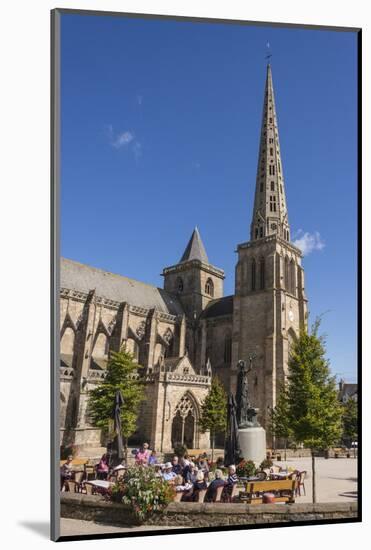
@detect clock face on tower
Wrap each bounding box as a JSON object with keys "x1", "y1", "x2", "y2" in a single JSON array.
[{"x1": 288, "y1": 310, "x2": 294, "y2": 322}]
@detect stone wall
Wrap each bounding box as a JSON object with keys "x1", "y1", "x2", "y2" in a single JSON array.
[{"x1": 61, "y1": 493, "x2": 358, "y2": 528}]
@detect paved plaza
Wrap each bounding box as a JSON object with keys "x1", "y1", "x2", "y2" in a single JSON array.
[
  {"x1": 60, "y1": 457, "x2": 358, "y2": 537},
  {"x1": 273, "y1": 457, "x2": 357, "y2": 503}
]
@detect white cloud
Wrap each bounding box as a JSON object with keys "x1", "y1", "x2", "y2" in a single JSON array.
[
  {"x1": 112, "y1": 130, "x2": 134, "y2": 149},
  {"x1": 293, "y1": 230, "x2": 325, "y2": 256},
  {"x1": 106, "y1": 125, "x2": 142, "y2": 159},
  {"x1": 136, "y1": 94, "x2": 143, "y2": 106}
]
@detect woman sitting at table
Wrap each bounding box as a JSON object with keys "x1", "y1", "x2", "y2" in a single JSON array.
[
  {"x1": 191, "y1": 470, "x2": 207, "y2": 501},
  {"x1": 135, "y1": 443, "x2": 150, "y2": 466},
  {"x1": 174, "y1": 474, "x2": 193, "y2": 493},
  {"x1": 60, "y1": 455, "x2": 74, "y2": 490},
  {"x1": 96, "y1": 453, "x2": 109, "y2": 480}
]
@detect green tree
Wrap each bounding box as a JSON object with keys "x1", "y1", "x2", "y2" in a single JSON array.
[
  {"x1": 270, "y1": 389, "x2": 292, "y2": 460},
  {"x1": 199, "y1": 377, "x2": 227, "y2": 463},
  {"x1": 88, "y1": 348, "x2": 145, "y2": 463},
  {"x1": 342, "y1": 396, "x2": 358, "y2": 455},
  {"x1": 272, "y1": 320, "x2": 343, "y2": 502}
]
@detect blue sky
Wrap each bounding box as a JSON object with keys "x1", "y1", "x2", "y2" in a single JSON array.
[{"x1": 60, "y1": 14, "x2": 358, "y2": 382}]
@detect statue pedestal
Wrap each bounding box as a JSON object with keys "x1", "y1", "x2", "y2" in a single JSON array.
[{"x1": 238, "y1": 426, "x2": 266, "y2": 465}]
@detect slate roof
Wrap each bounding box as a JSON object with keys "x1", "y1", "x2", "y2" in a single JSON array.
[
  {"x1": 180, "y1": 227, "x2": 209, "y2": 264},
  {"x1": 201, "y1": 295, "x2": 234, "y2": 319},
  {"x1": 61, "y1": 258, "x2": 184, "y2": 316}
]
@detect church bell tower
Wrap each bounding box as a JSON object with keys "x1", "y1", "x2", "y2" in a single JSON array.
[{"x1": 231, "y1": 63, "x2": 308, "y2": 430}]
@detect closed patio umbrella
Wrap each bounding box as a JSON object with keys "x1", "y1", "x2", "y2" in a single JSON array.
[
  {"x1": 108, "y1": 390, "x2": 124, "y2": 467},
  {"x1": 224, "y1": 393, "x2": 240, "y2": 467}
]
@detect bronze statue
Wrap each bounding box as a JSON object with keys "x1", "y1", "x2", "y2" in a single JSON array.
[{"x1": 235, "y1": 359, "x2": 259, "y2": 428}]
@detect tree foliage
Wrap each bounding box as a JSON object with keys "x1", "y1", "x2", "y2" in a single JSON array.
[
  {"x1": 270, "y1": 387, "x2": 292, "y2": 442},
  {"x1": 88, "y1": 348, "x2": 145, "y2": 443},
  {"x1": 273, "y1": 320, "x2": 342, "y2": 450},
  {"x1": 199, "y1": 377, "x2": 227, "y2": 437},
  {"x1": 271, "y1": 320, "x2": 343, "y2": 503},
  {"x1": 341, "y1": 396, "x2": 358, "y2": 446}
]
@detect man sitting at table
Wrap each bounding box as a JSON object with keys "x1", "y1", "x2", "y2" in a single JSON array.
[
  {"x1": 162, "y1": 462, "x2": 177, "y2": 481},
  {"x1": 205, "y1": 469, "x2": 226, "y2": 502},
  {"x1": 181, "y1": 458, "x2": 192, "y2": 482},
  {"x1": 171, "y1": 455, "x2": 182, "y2": 475},
  {"x1": 223, "y1": 465, "x2": 238, "y2": 500}
]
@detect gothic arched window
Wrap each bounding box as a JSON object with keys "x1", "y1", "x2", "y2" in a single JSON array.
[
  {"x1": 290, "y1": 259, "x2": 296, "y2": 295},
  {"x1": 205, "y1": 278, "x2": 214, "y2": 297},
  {"x1": 285, "y1": 256, "x2": 289, "y2": 291},
  {"x1": 224, "y1": 332, "x2": 232, "y2": 364},
  {"x1": 251, "y1": 259, "x2": 256, "y2": 291},
  {"x1": 259, "y1": 257, "x2": 265, "y2": 290},
  {"x1": 176, "y1": 277, "x2": 184, "y2": 293}
]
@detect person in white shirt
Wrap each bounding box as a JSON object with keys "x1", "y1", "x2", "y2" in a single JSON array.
[
  {"x1": 162, "y1": 462, "x2": 177, "y2": 481},
  {"x1": 174, "y1": 474, "x2": 193, "y2": 492}
]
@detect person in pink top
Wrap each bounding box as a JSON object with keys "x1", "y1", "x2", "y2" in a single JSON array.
[
  {"x1": 135, "y1": 442, "x2": 150, "y2": 465},
  {"x1": 96, "y1": 453, "x2": 109, "y2": 480}
]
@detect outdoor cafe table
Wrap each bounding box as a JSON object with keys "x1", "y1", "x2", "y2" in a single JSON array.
[
  {"x1": 84, "y1": 480, "x2": 114, "y2": 491},
  {"x1": 269, "y1": 472, "x2": 289, "y2": 480}
]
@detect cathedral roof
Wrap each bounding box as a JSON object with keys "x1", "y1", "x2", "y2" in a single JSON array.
[
  {"x1": 201, "y1": 295, "x2": 234, "y2": 319},
  {"x1": 180, "y1": 227, "x2": 209, "y2": 264},
  {"x1": 163, "y1": 355, "x2": 196, "y2": 375},
  {"x1": 61, "y1": 257, "x2": 185, "y2": 316}
]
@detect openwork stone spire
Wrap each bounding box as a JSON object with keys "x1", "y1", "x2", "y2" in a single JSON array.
[{"x1": 250, "y1": 64, "x2": 290, "y2": 242}]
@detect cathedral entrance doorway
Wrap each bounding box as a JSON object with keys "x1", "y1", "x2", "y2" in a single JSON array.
[{"x1": 171, "y1": 393, "x2": 198, "y2": 449}]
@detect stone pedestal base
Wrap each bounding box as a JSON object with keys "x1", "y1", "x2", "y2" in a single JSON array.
[{"x1": 238, "y1": 426, "x2": 266, "y2": 465}]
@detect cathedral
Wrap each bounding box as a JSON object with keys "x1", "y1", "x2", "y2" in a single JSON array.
[{"x1": 59, "y1": 63, "x2": 308, "y2": 455}]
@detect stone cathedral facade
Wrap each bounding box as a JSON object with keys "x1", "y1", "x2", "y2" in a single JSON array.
[{"x1": 59, "y1": 64, "x2": 308, "y2": 454}]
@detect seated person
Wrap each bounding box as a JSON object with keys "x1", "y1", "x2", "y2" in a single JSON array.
[
  {"x1": 223, "y1": 465, "x2": 238, "y2": 499},
  {"x1": 162, "y1": 462, "x2": 177, "y2": 481},
  {"x1": 181, "y1": 458, "x2": 192, "y2": 483},
  {"x1": 174, "y1": 474, "x2": 193, "y2": 493},
  {"x1": 216, "y1": 456, "x2": 225, "y2": 468},
  {"x1": 199, "y1": 459, "x2": 210, "y2": 481},
  {"x1": 172, "y1": 455, "x2": 182, "y2": 475},
  {"x1": 153, "y1": 464, "x2": 163, "y2": 478},
  {"x1": 189, "y1": 463, "x2": 198, "y2": 483},
  {"x1": 96, "y1": 453, "x2": 109, "y2": 480},
  {"x1": 135, "y1": 443, "x2": 150, "y2": 466},
  {"x1": 191, "y1": 470, "x2": 207, "y2": 501},
  {"x1": 110, "y1": 460, "x2": 126, "y2": 481},
  {"x1": 60, "y1": 455, "x2": 74, "y2": 490},
  {"x1": 227, "y1": 464, "x2": 238, "y2": 484},
  {"x1": 205, "y1": 469, "x2": 226, "y2": 502},
  {"x1": 148, "y1": 450, "x2": 158, "y2": 466}
]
